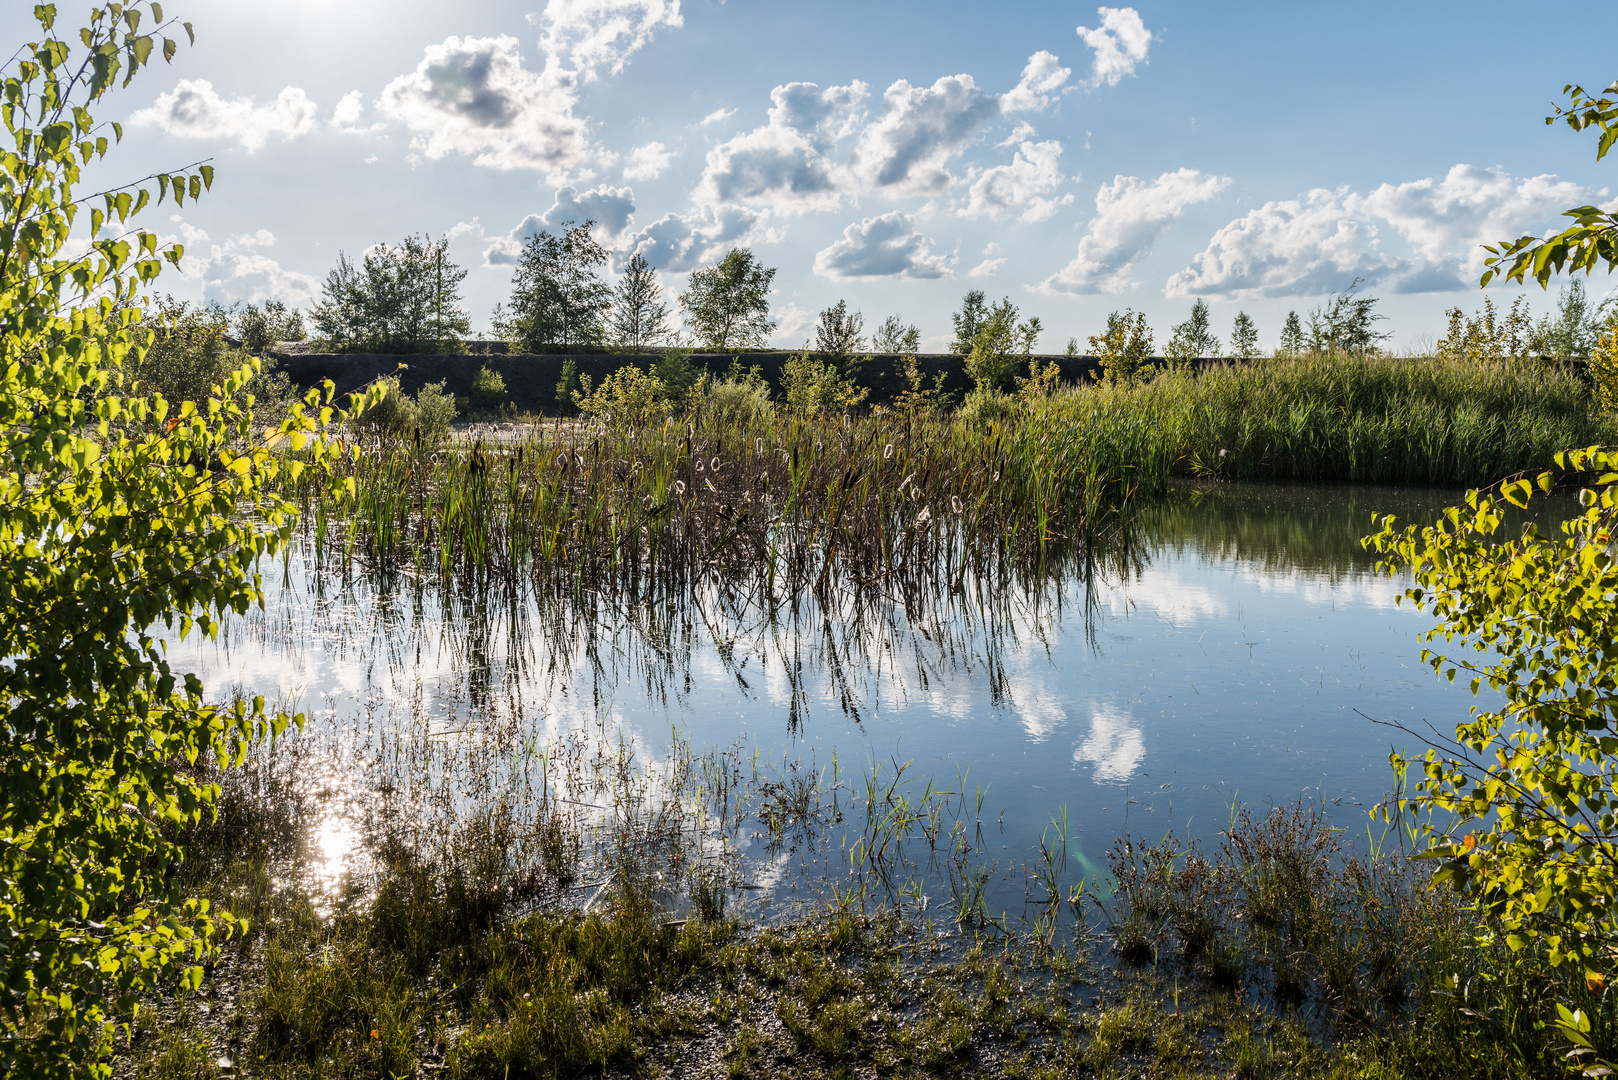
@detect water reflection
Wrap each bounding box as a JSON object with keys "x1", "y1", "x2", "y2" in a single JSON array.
[{"x1": 180, "y1": 480, "x2": 1572, "y2": 914}]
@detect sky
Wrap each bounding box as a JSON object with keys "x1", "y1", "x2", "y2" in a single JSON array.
[{"x1": 14, "y1": 0, "x2": 1618, "y2": 352}]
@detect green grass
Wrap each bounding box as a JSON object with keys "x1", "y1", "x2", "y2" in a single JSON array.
[{"x1": 1071, "y1": 352, "x2": 1614, "y2": 486}]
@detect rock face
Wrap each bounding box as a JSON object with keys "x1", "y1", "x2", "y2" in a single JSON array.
[{"x1": 268, "y1": 350, "x2": 1116, "y2": 411}]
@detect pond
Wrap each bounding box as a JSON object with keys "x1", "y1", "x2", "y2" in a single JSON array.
[{"x1": 180, "y1": 481, "x2": 1549, "y2": 919}]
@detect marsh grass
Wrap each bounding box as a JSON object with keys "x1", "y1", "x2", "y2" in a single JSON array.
[{"x1": 1084, "y1": 352, "x2": 1615, "y2": 486}]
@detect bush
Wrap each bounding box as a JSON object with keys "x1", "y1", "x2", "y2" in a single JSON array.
[
  {"x1": 957, "y1": 387, "x2": 1019, "y2": 423},
  {"x1": 359, "y1": 378, "x2": 458, "y2": 438},
  {"x1": 701, "y1": 375, "x2": 774, "y2": 424},
  {"x1": 576, "y1": 365, "x2": 668, "y2": 427},
  {"x1": 415, "y1": 380, "x2": 459, "y2": 434},
  {"x1": 650, "y1": 348, "x2": 703, "y2": 411},
  {"x1": 471, "y1": 365, "x2": 508, "y2": 412},
  {"x1": 781, "y1": 351, "x2": 866, "y2": 415}
]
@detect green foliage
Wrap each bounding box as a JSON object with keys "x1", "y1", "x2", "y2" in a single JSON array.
[
  {"x1": 416, "y1": 380, "x2": 459, "y2": 434},
  {"x1": 892, "y1": 353, "x2": 949, "y2": 415},
  {"x1": 312, "y1": 235, "x2": 470, "y2": 353},
  {"x1": 0, "y1": 8, "x2": 363, "y2": 1075},
  {"x1": 497, "y1": 221, "x2": 612, "y2": 353},
  {"x1": 679, "y1": 248, "x2": 775, "y2": 350},
  {"x1": 1165, "y1": 298, "x2": 1221, "y2": 365},
  {"x1": 1278, "y1": 310, "x2": 1306, "y2": 357},
  {"x1": 1230, "y1": 311, "x2": 1259, "y2": 360},
  {"x1": 949, "y1": 290, "x2": 987, "y2": 356},
  {"x1": 1589, "y1": 329, "x2": 1618, "y2": 412},
  {"x1": 815, "y1": 299, "x2": 865, "y2": 362},
  {"x1": 1306, "y1": 278, "x2": 1389, "y2": 355},
  {"x1": 1484, "y1": 79, "x2": 1618, "y2": 288},
  {"x1": 699, "y1": 362, "x2": 774, "y2": 424},
  {"x1": 127, "y1": 296, "x2": 290, "y2": 409},
  {"x1": 872, "y1": 314, "x2": 920, "y2": 355},
  {"x1": 1089, "y1": 309, "x2": 1154, "y2": 383},
  {"x1": 607, "y1": 251, "x2": 673, "y2": 351},
  {"x1": 650, "y1": 347, "x2": 702, "y2": 411},
  {"x1": 234, "y1": 299, "x2": 305, "y2": 352},
  {"x1": 554, "y1": 357, "x2": 580, "y2": 415},
  {"x1": 962, "y1": 296, "x2": 1040, "y2": 393},
  {"x1": 470, "y1": 365, "x2": 508, "y2": 412},
  {"x1": 957, "y1": 387, "x2": 1018, "y2": 423},
  {"x1": 1369, "y1": 448, "x2": 1618, "y2": 994},
  {"x1": 781, "y1": 350, "x2": 868, "y2": 415},
  {"x1": 1436, "y1": 295, "x2": 1545, "y2": 363},
  {"x1": 575, "y1": 365, "x2": 668, "y2": 427},
  {"x1": 1541, "y1": 278, "x2": 1607, "y2": 360}
]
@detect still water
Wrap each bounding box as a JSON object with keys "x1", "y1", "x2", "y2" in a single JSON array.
[{"x1": 184, "y1": 482, "x2": 1541, "y2": 912}]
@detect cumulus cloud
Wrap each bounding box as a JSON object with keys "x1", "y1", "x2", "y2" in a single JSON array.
[
  {"x1": 969, "y1": 242, "x2": 1005, "y2": 277},
  {"x1": 131, "y1": 79, "x2": 317, "y2": 151},
  {"x1": 1360, "y1": 164, "x2": 1595, "y2": 291},
  {"x1": 1166, "y1": 165, "x2": 1599, "y2": 298},
  {"x1": 622, "y1": 203, "x2": 766, "y2": 272},
  {"x1": 1000, "y1": 51, "x2": 1071, "y2": 113},
  {"x1": 962, "y1": 138, "x2": 1072, "y2": 222},
  {"x1": 1075, "y1": 7, "x2": 1152, "y2": 88},
  {"x1": 700, "y1": 107, "x2": 737, "y2": 127},
  {"x1": 532, "y1": 0, "x2": 682, "y2": 78},
  {"x1": 813, "y1": 212, "x2": 953, "y2": 279},
  {"x1": 695, "y1": 81, "x2": 867, "y2": 215},
  {"x1": 168, "y1": 226, "x2": 321, "y2": 307},
  {"x1": 623, "y1": 141, "x2": 674, "y2": 180},
  {"x1": 485, "y1": 184, "x2": 637, "y2": 265},
  {"x1": 1164, "y1": 188, "x2": 1402, "y2": 299},
  {"x1": 1041, "y1": 168, "x2": 1231, "y2": 294},
  {"x1": 377, "y1": 35, "x2": 591, "y2": 178},
  {"x1": 852, "y1": 74, "x2": 1001, "y2": 195}
]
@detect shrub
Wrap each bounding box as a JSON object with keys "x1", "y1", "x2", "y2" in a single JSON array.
[
  {"x1": 415, "y1": 380, "x2": 458, "y2": 435},
  {"x1": 471, "y1": 365, "x2": 508, "y2": 412},
  {"x1": 576, "y1": 365, "x2": 668, "y2": 427},
  {"x1": 358, "y1": 379, "x2": 458, "y2": 438},
  {"x1": 650, "y1": 348, "x2": 703, "y2": 411},
  {"x1": 957, "y1": 387, "x2": 1019, "y2": 423},
  {"x1": 555, "y1": 357, "x2": 580, "y2": 415},
  {"x1": 781, "y1": 351, "x2": 866, "y2": 415},
  {"x1": 701, "y1": 375, "x2": 774, "y2": 424},
  {"x1": 1090, "y1": 310, "x2": 1154, "y2": 383}
]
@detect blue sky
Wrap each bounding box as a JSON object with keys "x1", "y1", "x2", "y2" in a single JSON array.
[{"x1": 18, "y1": 1, "x2": 1618, "y2": 351}]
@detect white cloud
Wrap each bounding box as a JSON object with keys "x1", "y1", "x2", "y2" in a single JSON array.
[
  {"x1": 962, "y1": 138, "x2": 1073, "y2": 222},
  {"x1": 1075, "y1": 7, "x2": 1152, "y2": 88},
  {"x1": 447, "y1": 218, "x2": 484, "y2": 240},
  {"x1": 969, "y1": 243, "x2": 1005, "y2": 277},
  {"x1": 331, "y1": 90, "x2": 363, "y2": 127},
  {"x1": 131, "y1": 79, "x2": 317, "y2": 151},
  {"x1": 1360, "y1": 164, "x2": 1595, "y2": 291},
  {"x1": 622, "y1": 204, "x2": 766, "y2": 272},
  {"x1": 532, "y1": 0, "x2": 682, "y2": 79},
  {"x1": 852, "y1": 74, "x2": 1001, "y2": 196},
  {"x1": 1000, "y1": 50, "x2": 1071, "y2": 112},
  {"x1": 623, "y1": 140, "x2": 674, "y2": 180},
  {"x1": 813, "y1": 212, "x2": 953, "y2": 279},
  {"x1": 168, "y1": 226, "x2": 320, "y2": 307},
  {"x1": 1166, "y1": 165, "x2": 1597, "y2": 299},
  {"x1": 695, "y1": 81, "x2": 867, "y2": 215},
  {"x1": 700, "y1": 107, "x2": 737, "y2": 127},
  {"x1": 486, "y1": 184, "x2": 638, "y2": 265},
  {"x1": 1164, "y1": 187, "x2": 1401, "y2": 299},
  {"x1": 377, "y1": 35, "x2": 590, "y2": 178},
  {"x1": 1040, "y1": 168, "x2": 1231, "y2": 294}
]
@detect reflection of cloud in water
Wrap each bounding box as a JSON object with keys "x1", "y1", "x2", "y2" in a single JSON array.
[
  {"x1": 1233, "y1": 563, "x2": 1403, "y2": 610},
  {"x1": 1073, "y1": 704, "x2": 1144, "y2": 784},
  {"x1": 1101, "y1": 565, "x2": 1230, "y2": 627}
]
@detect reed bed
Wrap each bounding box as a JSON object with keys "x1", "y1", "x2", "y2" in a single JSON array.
[
  {"x1": 1075, "y1": 352, "x2": 1615, "y2": 486},
  {"x1": 277, "y1": 396, "x2": 1167, "y2": 610}
]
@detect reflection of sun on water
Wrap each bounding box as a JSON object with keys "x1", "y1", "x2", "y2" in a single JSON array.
[{"x1": 308, "y1": 814, "x2": 358, "y2": 906}]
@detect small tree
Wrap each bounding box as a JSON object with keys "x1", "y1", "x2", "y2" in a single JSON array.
[
  {"x1": 1165, "y1": 298, "x2": 1221, "y2": 366},
  {"x1": 608, "y1": 251, "x2": 674, "y2": 351},
  {"x1": 313, "y1": 235, "x2": 470, "y2": 353},
  {"x1": 781, "y1": 351, "x2": 867, "y2": 415},
  {"x1": 1277, "y1": 311, "x2": 1306, "y2": 357},
  {"x1": 234, "y1": 299, "x2": 306, "y2": 352},
  {"x1": 0, "y1": 8, "x2": 364, "y2": 1075},
  {"x1": 872, "y1": 314, "x2": 921, "y2": 355},
  {"x1": 680, "y1": 248, "x2": 776, "y2": 350},
  {"x1": 1436, "y1": 296, "x2": 1542, "y2": 363},
  {"x1": 1306, "y1": 278, "x2": 1389, "y2": 356},
  {"x1": 950, "y1": 290, "x2": 989, "y2": 356},
  {"x1": 1542, "y1": 278, "x2": 1601, "y2": 360},
  {"x1": 1230, "y1": 311, "x2": 1259, "y2": 360},
  {"x1": 963, "y1": 297, "x2": 1040, "y2": 393},
  {"x1": 555, "y1": 358, "x2": 581, "y2": 415},
  {"x1": 815, "y1": 300, "x2": 865, "y2": 362},
  {"x1": 1089, "y1": 310, "x2": 1154, "y2": 382},
  {"x1": 497, "y1": 220, "x2": 613, "y2": 353}
]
